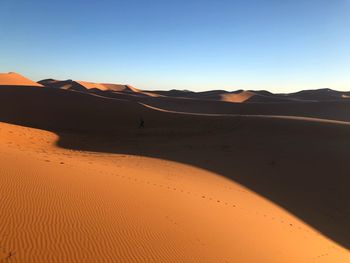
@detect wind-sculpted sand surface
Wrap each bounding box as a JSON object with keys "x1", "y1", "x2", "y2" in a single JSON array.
[{"x1": 0, "y1": 122, "x2": 349, "y2": 262}]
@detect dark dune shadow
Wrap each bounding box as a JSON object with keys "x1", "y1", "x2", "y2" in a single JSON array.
[
  {"x1": 55, "y1": 118, "x2": 350, "y2": 250},
  {"x1": 89, "y1": 88, "x2": 350, "y2": 120},
  {"x1": 0, "y1": 86, "x2": 349, "y2": 249}
]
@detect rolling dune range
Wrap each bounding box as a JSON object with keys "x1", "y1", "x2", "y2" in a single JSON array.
[
  {"x1": 0, "y1": 73, "x2": 350, "y2": 262},
  {"x1": 39, "y1": 76, "x2": 350, "y2": 121}
]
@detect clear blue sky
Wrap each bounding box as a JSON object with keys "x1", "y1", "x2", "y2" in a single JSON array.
[{"x1": 1, "y1": 0, "x2": 349, "y2": 92}]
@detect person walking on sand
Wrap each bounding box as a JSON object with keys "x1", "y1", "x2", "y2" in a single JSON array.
[{"x1": 138, "y1": 117, "x2": 145, "y2": 128}]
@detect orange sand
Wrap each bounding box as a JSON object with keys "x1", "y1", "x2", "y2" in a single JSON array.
[
  {"x1": 0, "y1": 121, "x2": 349, "y2": 262},
  {"x1": 220, "y1": 91, "x2": 256, "y2": 102},
  {"x1": 0, "y1": 73, "x2": 43, "y2": 87}
]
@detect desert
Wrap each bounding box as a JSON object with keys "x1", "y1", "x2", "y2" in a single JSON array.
[{"x1": 0, "y1": 72, "x2": 349, "y2": 262}]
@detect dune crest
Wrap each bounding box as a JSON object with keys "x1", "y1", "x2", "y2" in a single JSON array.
[
  {"x1": 39, "y1": 78, "x2": 161, "y2": 97},
  {"x1": 0, "y1": 72, "x2": 43, "y2": 87}
]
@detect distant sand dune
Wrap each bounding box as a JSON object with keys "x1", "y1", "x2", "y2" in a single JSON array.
[
  {"x1": 0, "y1": 72, "x2": 43, "y2": 87},
  {"x1": 220, "y1": 90, "x2": 256, "y2": 102},
  {"x1": 37, "y1": 75, "x2": 350, "y2": 103},
  {"x1": 39, "y1": 78, "x2": 160, "y2": 98},
  {"x1": 84, "y1": 87, "x2": 350, "y2": 122},
  {"x1": 146, "y1": 88, "x2": 350, "y2": 102}
]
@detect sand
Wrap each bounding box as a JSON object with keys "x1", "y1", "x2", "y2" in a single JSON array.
[
  {"x1": 220, "y1": 91, "x2": 256, "y2": 102},
  {"x1": 0, "y1": 76, "x2": 349, "y2": 262},
  {"x1": 0, "y1": 73, "x2": 43, "y2": 87},
  {"x1": 39, "y1": 78, "x2": 160, "y2": 97},
  {"x1": 0, "y1": 122, "x2": 349, "y2": 262}
]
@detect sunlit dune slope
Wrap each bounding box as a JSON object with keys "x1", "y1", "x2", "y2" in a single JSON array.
[
  {"x1": 218, "y1": 90, "x2": 296, "y2": 102},
  {"x1": 76, "y1": 81, "x2": 137, "y2": 92},
  {"x1": 39, "y1": 78, "x2": 159, "y2": 97},
  {"x1": 0, "y1": 72, "x2": 43, "y2": 87},
  {"x1": 0, "y1": 121, "x2": 349, "y2": 262},
  {"x1": 39, "y1": 79, "x2": 133, "y2": 92},
  {"x1": 220, "y1": 90, "x2": 256, "y2": 102}
]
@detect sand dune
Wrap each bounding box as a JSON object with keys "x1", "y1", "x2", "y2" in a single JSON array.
[
  {"x1": 38, "y1": 75, "x2": 350, "y2": 121},
  {"x1": 282, "y1": 88, "x2": 350, "y2": 101},
  {"x1": 1, "y1": 73, "x2": 350, "y2": 262},
  {"x1": 38, "y1": 75, "x2": 350, "y2": 104},
  {"x1": 220, "y1": 90, "x2": 256, "y2": 102},
  {"x1": 84, "y1": 88, "x2": 350, "y2": 122},
  {"x1": 147, "y1": 88, "x2": 350, "y2": 102},
  {"x1": 38, "y1": 79, "x2": 130, "y2": 92},
  {"x1": 1, "y1": 121, "x2": 349, "y2": 262},
  {"x1": 37, "y1": 79, "x2": 80, "y2": 90},
  {"x1": 76, "y1": 81, "x2": 139, "y2": 92},
  {"x1": 217, "y1": 90, "x2": 291, "y2": 102},
  {"x1": 0, "y1": 72, "x2": 43, "y2": 87},
  {"x1": 39, "y1": 78, "x2": 160, "y2": 97},
  {"x1": 146, "y1": 89, "x2": 260, "y2": 101}
]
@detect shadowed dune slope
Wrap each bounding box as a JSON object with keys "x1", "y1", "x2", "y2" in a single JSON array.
[
  {"x1": 38, "y1": 79, "x2": 87, "y2": 91},
  {"x1": 0, "y1": 86, "x2": 349, "y2": 255},
  {"x1": 147, "y1": 88, "x2": 350, "y2": 102},
  {"x1": 88, "y1": 89, "x2": 350, "y2": 122},
  {"x1": 38, "y1": 75, "x2": 350, "y2": 104},
  {"x1": 146, "y1": 89, "x2": 291, "y2": 102},
  {"x1": 282, "y1": 88, "x2": 350, "y2": 101}
]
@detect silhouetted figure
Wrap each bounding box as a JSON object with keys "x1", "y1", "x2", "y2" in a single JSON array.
[{"x1": 138, "y1": 118, "x2": 145, "y2": 128}]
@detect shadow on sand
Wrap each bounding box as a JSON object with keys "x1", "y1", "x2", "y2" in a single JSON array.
[
  {"x1": 55, "y1": 117, "x2": 350, "y2": 250},
  {"x1": 0, "y1": 86, "x2": 349, "y2": 249}
]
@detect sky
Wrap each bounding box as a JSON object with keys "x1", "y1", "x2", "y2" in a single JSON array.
[{"x1": 0, "y1": 0, "x2": 349, "y2": 92}]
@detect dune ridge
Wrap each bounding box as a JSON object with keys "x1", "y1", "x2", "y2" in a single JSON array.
[
  {"x1": 0, "y1": 72, "x2": 43, "y2": 87},
  {"x1": 39, "y1": 78, "x2": 159, "y2": 97},
  {"x1": 36, "y1": 74, "x2": 350, "y2": 103}
]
